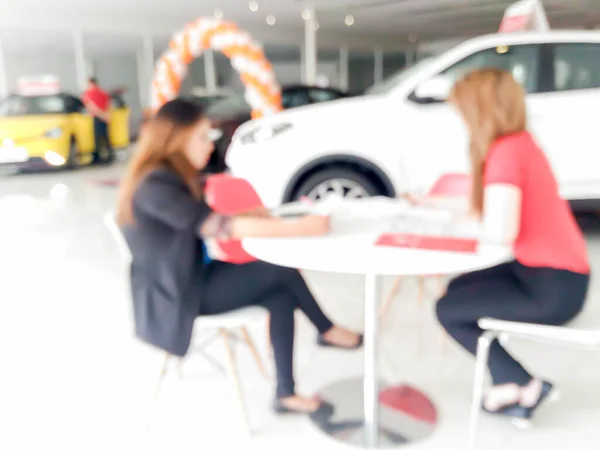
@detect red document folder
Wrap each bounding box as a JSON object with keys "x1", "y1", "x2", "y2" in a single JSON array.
[{"x1": 376, "y1": 233, "x2": 478, "y2": 253}]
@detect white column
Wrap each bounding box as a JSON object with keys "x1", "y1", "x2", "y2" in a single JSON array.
[
  {"x1": 374, "y1": 47, "x2": 384, "y2": 84},
  {"x1": 85, "y1": 58, "x2": 95, "y2": 78},
  {"x1": 140, "y1": 34, "x2": 154, "y2": 108},
  {"x1": 138, "y1": 34, "x2": 156, "y2": 108},
  {"x1": 0, "y1": 34, "x2": 7, "y2": 98},
  {"x1": 339, "y1": 46, "x2": 349, "y2": 91},
  {"x1": 204, "y1": 48, "x2": 217, "y2": 93},
  {"x1": 300, "y1": 45, "x2": 306, "y2": 84},
  {"x1": 304, "y1": 6, "x2": 317, "y2": 85},
  {"x1": 136, "y1": 49, "x2": 146, "y2": 108},
  {"x1": 73, "y1": 30, "x2": 87, "y2": 92}
]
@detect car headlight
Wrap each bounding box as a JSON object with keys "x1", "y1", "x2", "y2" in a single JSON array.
[
  {"x1": 240, "y1": 122, "x2": 292, "y2": 145},
  {"x1": 44, "y1": 128, "x2": 63, "y2": 139}
]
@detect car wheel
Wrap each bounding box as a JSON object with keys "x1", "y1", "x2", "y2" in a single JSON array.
[
  {"x1": 294, "y1": 168, "x2": 382, "y2": 202},
  {"x1": 66, "y1": 138, "x2": 79, "y2": 170}
]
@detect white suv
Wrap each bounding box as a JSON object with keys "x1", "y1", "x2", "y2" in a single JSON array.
[{"x1": 226, "y1": 30, "x2": 600, "y2": 209}]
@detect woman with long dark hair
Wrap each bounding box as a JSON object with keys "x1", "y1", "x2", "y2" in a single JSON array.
[
  {"x1": 117, "y1": 98, "x2": 362, "y2": 416},
  {"x1": 436, "y1": 68, "x2": 589, "y2": 423}
]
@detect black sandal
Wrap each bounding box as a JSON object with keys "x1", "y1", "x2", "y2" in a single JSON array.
[
  {"x1": 273, "y1": 398, "x2": 335, "y2": 422},
  {"x1": 316, "y1": 334, "x2": 364, "y2": 350},
  {"x1": 483, "y1": 381, "x2": 556, "y2": 428}
]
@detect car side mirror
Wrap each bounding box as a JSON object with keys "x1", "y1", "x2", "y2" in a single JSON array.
[{"x1": 414, "y1": 75, "x2": 454, "y2": 102}]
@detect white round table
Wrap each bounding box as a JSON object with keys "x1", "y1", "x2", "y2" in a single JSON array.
[{"x1": 243, "y1": 228, "x2": 510, "y2": 448}]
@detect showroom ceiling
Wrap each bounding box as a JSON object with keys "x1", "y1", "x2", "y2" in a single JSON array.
[{"x1": 0, "y1": 0, "x2": 599, "y2": 51}]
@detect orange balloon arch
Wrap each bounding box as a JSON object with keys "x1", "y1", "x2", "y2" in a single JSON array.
[{"x1": 150, "y1": 18, "x2": 282, "y2": 119}]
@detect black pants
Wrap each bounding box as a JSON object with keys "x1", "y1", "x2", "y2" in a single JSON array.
[
  {"x1": 93, "y1": 117, "x2": 112, "y2": 163},
  {"x1": 199, "y1": 260, "x2": 333, "y2": 398},
  {"x1": 436, "y1": 260, "x2": 589, "y2": 386}
]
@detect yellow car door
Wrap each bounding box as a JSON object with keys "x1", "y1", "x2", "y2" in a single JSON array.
[
  {"x1": 109, "y1": 94, "x2": 130, "y2": 149},
  {"x1": 67, "y1": 95, "x2": 94, "y2": 155}
]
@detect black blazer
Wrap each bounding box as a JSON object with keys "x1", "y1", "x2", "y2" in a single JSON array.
[{"x1": 122, "y1": 168, "x2": 212, "y2": 356}]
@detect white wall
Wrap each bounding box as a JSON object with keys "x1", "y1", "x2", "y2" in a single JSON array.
[
  {"x1": 93, "y1": 53, "x2": 142, "y2": 135},
  {"x1": 4, "y1": 51, "x2": 79, "y2": 94}
]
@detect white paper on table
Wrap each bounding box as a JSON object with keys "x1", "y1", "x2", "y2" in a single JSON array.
[
  {"x1": 387, "y1": 215, "x2": 483, "y2": 239},
  {"x1": 314, "y1": 196, "x2": 411, "y2": 218},
  {"x1": 271, "y1": 201, "x2": 313, "y2": 217}
]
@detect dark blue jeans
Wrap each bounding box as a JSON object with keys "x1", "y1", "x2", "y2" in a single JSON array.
[
  {"x1": 93, "y1": 117, "x2": 111, "y2": 162},
  {"x1": 199, "y1": 260, "x2": 333, "y2": 397},
  {"x1": 436, "y1": 261, "x2": 589, "y2": 386}
]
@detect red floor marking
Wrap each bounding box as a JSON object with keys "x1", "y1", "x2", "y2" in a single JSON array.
[
  {"x1": 379, "y1": 386, "x2": 438, "y2": 425},
  {"x1": 91, "y1": 179, "x2": 120, "y2": 187}
]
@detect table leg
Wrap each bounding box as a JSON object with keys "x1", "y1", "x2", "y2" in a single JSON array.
[
  {"x1": 364, "y1": 273, "x2": 380, "y2": 448},
  {"x1": 309, "y1": 273, "x2": 438, "y2": 447}
]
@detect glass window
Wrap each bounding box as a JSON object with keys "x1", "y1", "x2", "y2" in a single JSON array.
[
  {"x1": 317, "y1": 48, "x2": 341, "y2": 89},
  {"x1": 442, "y1": 44, "x2": 540, "y2": 93},
  {"x1": 66, "y1": 96, "x2": 84, "y2": 113},
  {"x1": 282, "y1": 89, "x2": 310, "y2": 109},
  {"x1": 553, "y1": 43, "x2": 600, "y2": 92},
  {"x1": 349, "y1": 51, "x2": 375, "y2": 94},
  {"x1": 309, "y1": 88, "x2": 343, "y2": 103},
  {"x1": 366, "y1": 56, "x2": 439, "y2": 95},
  {"x1": 110, "y1": 95, "x2": 126, "y2": 109},
  {"x1": 383, "y1": 52, "x2": 406, "y2": 79},
  {"x1": 206, "y1": 93, "x2": 250, "y2": 118},
  {"x1": 0, "y1": 95, "x2": 66, "y2": 116}
]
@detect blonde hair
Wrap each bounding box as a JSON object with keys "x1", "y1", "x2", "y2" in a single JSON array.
[{"x1": 448, "y1": 68, "x2": 527, "y2": 214}]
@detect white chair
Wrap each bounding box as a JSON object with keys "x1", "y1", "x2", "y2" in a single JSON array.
[
  {"x1": 468, "y1": 317, "x2": 600, "y2": 449},
  {"x1": 103, "y1": 212, "x2": 269, "y2": 434}
]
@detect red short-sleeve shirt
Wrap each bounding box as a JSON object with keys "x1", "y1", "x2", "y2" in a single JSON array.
[
  {"x1": 484, "y1": 131, "x2": 589, "y2": 274},
  {"x1": 83, "y1": 87, "x2": 110, "y2": 112}
]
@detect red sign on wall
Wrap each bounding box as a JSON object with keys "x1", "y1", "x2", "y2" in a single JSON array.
[{"x1": 498, "y1": 0, "x2": 549, "y2": 33}]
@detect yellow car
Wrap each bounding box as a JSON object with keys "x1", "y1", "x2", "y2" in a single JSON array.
[{"x1": 0, "y1": 92, "x2": 130, "y2": 170}]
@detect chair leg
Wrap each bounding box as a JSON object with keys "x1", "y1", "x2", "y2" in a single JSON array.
[
  {"x1": 147, "y1": 352, "x2": 172, "y2": 429},
  {"x1": 221, "y1": 329, "x2": 252, "y2": 435},
  {"x1": 468, "y1": 331, "x2": 496, "y2": 450},
  {"x1": 379, "y1": 276, "x2": 403, "y2": 318},
  {"x1": 241, "y1": 326, "x2": 268, "y2": 379}
]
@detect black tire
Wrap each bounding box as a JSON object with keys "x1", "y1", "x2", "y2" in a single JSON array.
[
  {"x1": 66, "y1": 138, "x2": 79, "y2": 170},
  {"x1": 293, "y1": 167, "x2": 382, "y2": 202}
]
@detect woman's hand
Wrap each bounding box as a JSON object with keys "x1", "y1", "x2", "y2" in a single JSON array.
[
  {"x1": 228, "y1": 214, "x2": 330, "y2": 239},
  {"x1": 295, "y1": 214, "x2": 330, "y2": 236},
  {"x1": 240, "y1": 207, "x2": 271, "y2": 218}
]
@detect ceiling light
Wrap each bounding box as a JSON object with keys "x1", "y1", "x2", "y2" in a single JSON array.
[
  {"x1": 266, "y1": 15, "x2": 276, "y2": 25},
  {"x1": 302, "y1": 8, "x2": 311, "y2": 20},
  {"x1": 249, "y1": 1, "x2": 258, "y2": 12},
  {"x1": 313, "y1": 21, "x2": 320, "y2": 30},
  {"x1": 345, "y1": 15, "x2": 355, "y2": 26},
  {"x1": 213, "y1": 9, "x2": 223, "y2": 19}
]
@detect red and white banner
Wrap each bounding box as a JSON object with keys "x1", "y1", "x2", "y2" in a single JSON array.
[
  {"x1": 499, "y1": 0, "x2": 549, "y2": 32},
  {"x1": 17, "y1": 75, "x2": 60, "y2": 96}
]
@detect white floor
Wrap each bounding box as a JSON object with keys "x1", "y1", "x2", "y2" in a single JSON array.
[{"x1": 1, "y1": 163, "x2": 599, "y2": 450}]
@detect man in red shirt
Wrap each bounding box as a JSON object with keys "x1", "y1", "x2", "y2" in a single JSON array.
[{"x1": 82, "y1": 78, "x2": 113, "y2": 164}]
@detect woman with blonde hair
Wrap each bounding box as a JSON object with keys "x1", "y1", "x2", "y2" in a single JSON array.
[
  {"x1": 436, "y1": 68, "x2": 589, "y2": 423},
  {"x1": 117, "y1": 98, "x2": 361, "y2": 418}
]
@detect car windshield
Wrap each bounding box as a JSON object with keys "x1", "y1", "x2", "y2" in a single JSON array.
[
  {"x1": 0, "y1": 95, "x2": 66, "y2": 117},
  {"x1": 366, "y1": 56, "x2": 438, "y2": 95},
  {"x1": 206, "y1": 93, "x2": 250, "y2": 118}
]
